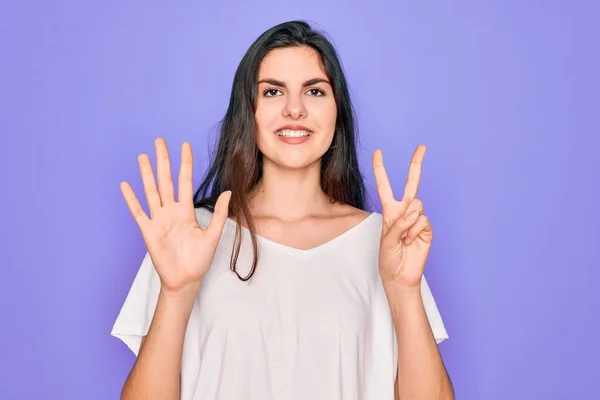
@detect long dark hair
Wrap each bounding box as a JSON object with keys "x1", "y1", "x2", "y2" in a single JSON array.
[{"x1": 193, "y1": 20, "x2": 368, "y2": 281}]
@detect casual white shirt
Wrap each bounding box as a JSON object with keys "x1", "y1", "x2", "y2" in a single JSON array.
[{"x1": 111, "y1": 208, "x2": 449, "y2": 399}]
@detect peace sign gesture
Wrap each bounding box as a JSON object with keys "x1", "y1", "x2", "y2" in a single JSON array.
[{"x1": 373, "y1": 145, "x2": 433, "y2": 288}]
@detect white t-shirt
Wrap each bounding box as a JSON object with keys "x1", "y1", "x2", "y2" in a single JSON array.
[{"x1": 111, "y1": 208, "x2": 448, "y2": 400}]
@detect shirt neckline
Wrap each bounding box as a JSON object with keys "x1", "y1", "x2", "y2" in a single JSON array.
[{"x1": 223, "y1": 211, "x2": 380, "y2": 258}]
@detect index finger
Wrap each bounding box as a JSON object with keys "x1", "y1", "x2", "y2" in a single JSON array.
[
  {"x1": 402, "y1": 145, "x2": 426, "y2": 202},
  {"x1": 372, "y1": 149, "x2": 396, "y2": 208}
]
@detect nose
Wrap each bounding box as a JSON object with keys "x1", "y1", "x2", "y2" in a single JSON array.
[{"x1": 282, "y1": 94, "x2": 307, "y2": 119}]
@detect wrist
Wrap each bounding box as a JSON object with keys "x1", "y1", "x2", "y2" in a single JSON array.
[
  {"x1": 383, "y1": 281, "x2": 423, "y2": 316},
  {"x1": 160, "y1": 280, "x2": 201, "y2": 304},
  {"x1": 154, "y1": 284, "x2": 200, "y2": 332},
  {"x1": 382, "y1": 279, "x2": 421, "y2": 297}
]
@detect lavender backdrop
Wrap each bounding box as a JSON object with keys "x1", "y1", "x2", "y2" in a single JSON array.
[{"x1": 1, "y1": 1, "x2": 598, "y2": 399}]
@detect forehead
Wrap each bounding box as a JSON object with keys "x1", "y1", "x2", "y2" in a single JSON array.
[{"x1": 258, "y1": 46, "x2": 327, "y2": 80}]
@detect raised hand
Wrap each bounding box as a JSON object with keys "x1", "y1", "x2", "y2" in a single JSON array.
[
  {"x1": 373, "y1": 145, "x2": 433, "y2": 288},
  {"x1": 120, "y1": 138, "x2": 231, "y2": 294}
]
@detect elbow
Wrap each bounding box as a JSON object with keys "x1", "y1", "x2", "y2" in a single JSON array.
[{"x1": 438, "y1": 374, "x2": 455, "y2": 400}]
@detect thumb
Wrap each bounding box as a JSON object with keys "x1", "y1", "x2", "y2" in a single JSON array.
[
  {"x1": 207, "y1": 190, "x2": 232, "y2": 238},
  {"x1": 384, "y1": 211, "x2": 419, "y2": 243}
]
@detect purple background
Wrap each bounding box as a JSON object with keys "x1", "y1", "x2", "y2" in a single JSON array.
[{"x1": 1, "y1": 1, "x2": 598, "y2": 399}]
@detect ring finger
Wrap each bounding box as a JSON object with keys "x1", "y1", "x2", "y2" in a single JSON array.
[
  {"x1": 403, "y1": 215, "x2": 431, "y2": 245},
  {"x1": 400, "y1": 198, "x2": 424, "y2": 239}
]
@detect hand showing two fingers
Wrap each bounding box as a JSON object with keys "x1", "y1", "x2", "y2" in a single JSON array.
[{"x1": 373, "y1": 145, "x2": 433, "y2": 288}]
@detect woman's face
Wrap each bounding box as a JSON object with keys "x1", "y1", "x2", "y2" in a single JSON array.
[{"x1": 254, "y1": 46, "x2": 337, "y2": 170}]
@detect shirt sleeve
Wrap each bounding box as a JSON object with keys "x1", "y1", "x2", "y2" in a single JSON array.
[
  {"x1": 421, "y1": 275, "x2": 449, "y2": 344},
  {"x1": 110, "y1": 207, "x2": 214, "y2": 356},
  {"x1": 110, "y1": 252, "x2": 161, "y2": 356}
]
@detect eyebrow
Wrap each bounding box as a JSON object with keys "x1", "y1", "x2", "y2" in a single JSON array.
[{"x1": 257, "y1": 78, "x2": 330, "y2": 87}]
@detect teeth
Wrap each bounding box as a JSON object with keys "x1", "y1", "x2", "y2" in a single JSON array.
[{"x1": 277, "y1": 129, "x2": 311, "y2": 138}]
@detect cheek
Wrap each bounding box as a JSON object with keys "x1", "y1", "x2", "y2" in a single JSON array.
[
  {"x1": 312, "y1": 101, "x2": 337, "y2": 133},
  {"x1": 254, "y1": 103, "x2": 279, "y2": 140}
]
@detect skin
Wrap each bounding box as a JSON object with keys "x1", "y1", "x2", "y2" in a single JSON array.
[
  {"x1": 117, "y1": 45, "x2": 454, "y2": 399},
  {"x1": 374, "y1": 147, "x2": 455, "y2": 399},
  {"x1": 255, "y1": 46, "x2": 338, "y2": 172},
  {"x1": 247, "y1": 45, "x2": 369, "y2": 247}
]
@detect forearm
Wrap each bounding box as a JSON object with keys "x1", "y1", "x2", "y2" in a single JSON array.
[
  {"x1": 121, "y1": 283, "x2": 200, "y2": 400},
  {"x1": 384, "y1": 282, "x2": 454, "y2": 400}
]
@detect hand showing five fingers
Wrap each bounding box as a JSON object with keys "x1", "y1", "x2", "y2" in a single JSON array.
[
  {"x1": 120, "y1": 138, "x2": 232, "y2": 294},
  {"x1": 373, "y1": 145, "x2": 433, "y2": 289}
]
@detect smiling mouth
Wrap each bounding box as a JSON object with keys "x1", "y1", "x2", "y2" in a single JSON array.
[{"x1": 276, "y1": 129, "x2": 312, "y2": 138}]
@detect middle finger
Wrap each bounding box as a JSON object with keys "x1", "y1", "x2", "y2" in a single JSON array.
[{"x1": 155, "y1": 138, "x2": 175, "y2": 204}]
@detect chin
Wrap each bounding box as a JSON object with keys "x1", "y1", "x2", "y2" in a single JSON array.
[
  {"x1": 274, "y1": 155, "x2": 320, "y2": 170},
  {"x1": 258, "y1": 134, "x2": 333, "y2": 171},
  {"x1": 260, "y1": 147, "x2": 324, "y2": 171}
]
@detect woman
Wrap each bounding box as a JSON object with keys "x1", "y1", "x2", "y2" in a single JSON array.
[{"x1": 112, "y1": 20, "x2": 454, "y2": 400}]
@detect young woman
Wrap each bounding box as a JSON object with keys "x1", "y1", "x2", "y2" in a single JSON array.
[{"x1": 112, "y1": 20, "x2": 453, "y2": 400}]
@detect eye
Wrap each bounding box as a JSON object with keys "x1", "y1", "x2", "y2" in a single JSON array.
[
  {"x1": 306, "y1": 88, "x2": 325, "y2": 96},
  {"x1": 263, "y1": 88, "x2": 282, "y2": 97}
]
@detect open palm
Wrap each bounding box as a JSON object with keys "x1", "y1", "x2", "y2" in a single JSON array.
[
  {"x1": 372, "y1": 145, "x2": 433, "y2": 288},
  {"x1": 120, "y1": 138, "x2": 231, "y2": 293}
]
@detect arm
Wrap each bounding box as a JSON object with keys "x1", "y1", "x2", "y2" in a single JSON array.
[
  {"x1": 121, "y1": 283, "x2": 200, "y2": 400},
  {"x1": 384, "y1": 282, "x2": 454, "y2": 400}
]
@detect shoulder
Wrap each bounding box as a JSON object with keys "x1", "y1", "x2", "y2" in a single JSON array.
[
  {"x1": 328, "y1": 204, "x2": 382, "y2": 245},
  {"x1": 331, "y1": 203, "x2": 377, "y2": 222},
  {"x1": 337, "y1": 205, "x2": 382, "y2": 231}
]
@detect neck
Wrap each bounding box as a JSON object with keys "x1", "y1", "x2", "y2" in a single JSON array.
[{"x1": 248, "y1": 159, "x2": 331, "y2": 222}]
